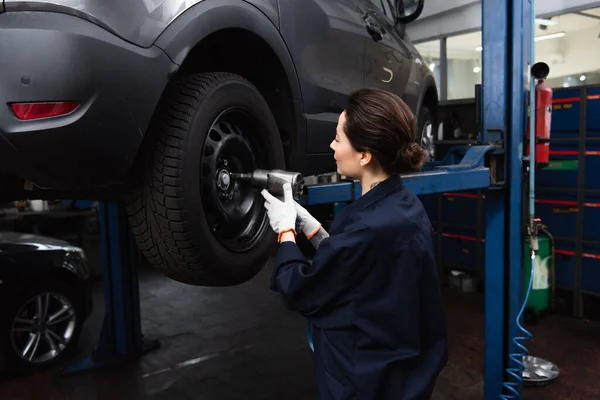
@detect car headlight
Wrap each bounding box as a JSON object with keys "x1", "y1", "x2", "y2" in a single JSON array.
[{"x1": 62, "y1": 245, "x2": 91, "y2": 279}]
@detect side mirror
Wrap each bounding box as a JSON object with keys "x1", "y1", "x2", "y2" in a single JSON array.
[
  {"x1": 395, "y1": 0, "x2": 425, "y2": 24},
  {"x1": 531, "y1": 62, "x2": 550, "y2": 80}
]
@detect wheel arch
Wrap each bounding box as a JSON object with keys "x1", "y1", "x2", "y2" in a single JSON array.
[
  {"x1": 152, "y1": 1, "x2": 304, "y2": 168},
  {"x1": 154, "y1": 0, "x2": 302, "y2": 99}
]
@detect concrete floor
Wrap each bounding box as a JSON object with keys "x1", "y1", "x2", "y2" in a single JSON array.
[{"x1": 1, "y1": 260, "x2": 599, "y2": 399}]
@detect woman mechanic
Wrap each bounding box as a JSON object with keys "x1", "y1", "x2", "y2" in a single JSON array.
[{"x1": 261, "y1": 88, "x2": 448, "y2": 400}]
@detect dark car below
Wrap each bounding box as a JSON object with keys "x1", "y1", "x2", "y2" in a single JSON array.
[{"x1": 0, "y1": 232, "x2": 93, "y2": 374}]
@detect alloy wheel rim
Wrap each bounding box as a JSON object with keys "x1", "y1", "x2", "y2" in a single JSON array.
[
  {"x1": 200, "y1": 107, "x2": 269, "y2": 252},
  {"x1": 10, "y1": 292, "x2": 77, "y2": 364}
]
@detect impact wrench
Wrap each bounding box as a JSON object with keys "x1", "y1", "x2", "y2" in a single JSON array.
[
  {"x1": 231, "y1": 169, "x2": 305, "y2": 200},
  {"x1": 231, "y1": 168, "x2": 330, "y2": 247}
]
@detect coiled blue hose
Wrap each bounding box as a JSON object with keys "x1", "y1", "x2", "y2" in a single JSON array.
[
  {"x1": 501, "y1": 255, "x2": 534, "y2": 398},
  {"x1": 307, "y1": 322, "x2": 314, "y2": 352}
]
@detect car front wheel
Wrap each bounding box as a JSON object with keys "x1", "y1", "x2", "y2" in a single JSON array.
[
  {"x1": 126, "y1": 72, "x2": 285, "y2": 286},
  {"x1": 2, "y1": 280, "x2": 83, "y2": 374}
]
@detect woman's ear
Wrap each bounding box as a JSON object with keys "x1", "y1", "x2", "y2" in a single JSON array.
[{"x1": 360, "y1": 152, "x2": 372, "y2": 167}]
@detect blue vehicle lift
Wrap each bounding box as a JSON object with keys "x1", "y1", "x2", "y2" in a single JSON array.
[{"x1": 64, "y1": 0, "x2": 532, "y2": 397}]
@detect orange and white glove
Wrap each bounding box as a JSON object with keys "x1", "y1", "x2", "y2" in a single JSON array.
[
  {"x1": 294, "y1": 202, "x2": 322, "y2": 240},
  {"x1": 261, "y1": 183, "x2": 297, "y2": 241}
]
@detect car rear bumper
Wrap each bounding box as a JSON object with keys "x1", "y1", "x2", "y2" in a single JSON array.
[{"x1": 0, "y1": 11, "x2": 176, "y2": 191}]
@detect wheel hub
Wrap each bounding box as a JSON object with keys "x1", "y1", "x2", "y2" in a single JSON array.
[
  {"x1": 200, "y1": 108, "x2": 268, "y2": 252},
  {"x1": 216, "y1": 168, "x2": 231, "y2": 191}
]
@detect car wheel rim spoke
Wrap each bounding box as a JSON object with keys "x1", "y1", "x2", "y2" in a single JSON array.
[
  {"x1": 48, "y1": 305, "x2": 74, "y2": 325},
  {"x1": 22, "y1": 333, "x2": 40, "y2": 359},
  {"x1": 44, "y1": 332, "x2": 59, "y2": 353},
  {"x1": 11, "y1": 292, "x2": 77, "y2": 364},
  {"x1": 47, "y1": 329, "x2": 68, "y2": 347},
  {"x1": 200, "y1": 107, "x2": 268, "y2": 252}
]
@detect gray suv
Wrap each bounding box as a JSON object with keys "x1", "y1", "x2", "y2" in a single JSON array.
[{"x1": 0, "y1": 0, "x2": 438, "y2": 286}]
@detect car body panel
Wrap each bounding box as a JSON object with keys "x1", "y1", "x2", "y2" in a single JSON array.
[
  {"x1": 3, "y1": 0, "x2": 279, "y2": 47},
  {"x1": 0, "y1": 0, "x2": 437, "y2": 195},
  {"x1": 278, "y1": 0, "x2": 436, "y2": 170},
  {"x1": 0, "y1": 232, "x2": 91, "y2": 286},
  {"x1": 0, "y1": 11, "x2": 176, "y2": 189},
  {"x1": 362, "y1": 2, "x2": 417, "y2": 109},
  {"x1": 278, "y1": 0, "x2": 367, "y2": 156}
]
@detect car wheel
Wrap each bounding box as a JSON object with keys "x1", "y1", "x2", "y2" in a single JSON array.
[
  {"x1": 126, "y1": 72, "x2": 285, "y2": 286},
  {"x1": 2, "y1": 280, "x2": 82, "y2": 374},
  {"x1": 418, "y1": 106, "x2": 436, "y2": 162}
]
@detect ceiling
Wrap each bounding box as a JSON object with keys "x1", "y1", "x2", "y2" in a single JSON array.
[{"x1": 415, "y1": 6, "x2": 600, "y2": 60}]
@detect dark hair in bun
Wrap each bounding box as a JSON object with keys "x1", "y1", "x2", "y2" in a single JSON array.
[{"x1": 343, "y1": 88, "x2": 426, "y2": 174}]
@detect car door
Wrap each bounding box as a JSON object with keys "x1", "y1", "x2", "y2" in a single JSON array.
[
  {"x1": 359, "y1": 0, "x2": 418, "y2": 111},
  {"x1": 278, "y1": 0, "x2": 370, "y2": 155}
]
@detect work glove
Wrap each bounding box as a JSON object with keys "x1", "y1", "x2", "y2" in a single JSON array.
[
  {"x1": 261, "y1": 183, "x2": 297, "y2": 240},
  {"x1": 294, "y1": 202, "x2": 322, "y2": 239}
]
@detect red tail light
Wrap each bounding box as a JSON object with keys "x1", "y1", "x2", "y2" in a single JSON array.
[{"x1": 10, "y1": 102, "x2": 80, "y2": 120}]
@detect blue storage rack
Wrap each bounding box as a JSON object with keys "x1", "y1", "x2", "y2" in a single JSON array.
[{"x1": 425, "y1": 84, "x2": 600, "y2": 317}]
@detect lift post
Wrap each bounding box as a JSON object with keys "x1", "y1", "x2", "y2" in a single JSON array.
[
  {"x1": 63, "y1": 202, "x2": 159, "y2": 374},
  {"x1": 482, "y1": 0, "x2": 531, "y2": 397}
]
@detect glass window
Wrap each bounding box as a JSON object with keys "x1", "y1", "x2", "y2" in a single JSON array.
[
  {"x1": 447, "y1": 31, "x2": 482, "y2": 100},
  {"x1": 414, "y1": 39, "x2": 441, "y2": 98},
  {"x1": 534, "y1": 7, "x2": 600, "y2": 88}
]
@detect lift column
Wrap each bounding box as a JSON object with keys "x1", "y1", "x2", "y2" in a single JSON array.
[
  {"x1": 63, "y1": 202, "x2": 159, "y2": 373},
  {"x1": 482, "y1": 0, "x2": 531, "y2": 397}
]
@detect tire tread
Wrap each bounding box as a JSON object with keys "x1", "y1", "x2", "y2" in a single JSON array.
[{"x1": 125, "y1": 72, "x2": 264, "y2": 285}]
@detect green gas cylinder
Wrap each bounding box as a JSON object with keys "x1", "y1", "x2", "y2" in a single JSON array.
[{"x1": 523, "y1": 235, "x2": 551, "y2": 312}]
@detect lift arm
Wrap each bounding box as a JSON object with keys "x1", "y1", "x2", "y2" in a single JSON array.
[{"x1": 299, "y1": 145, "x2": 500, "y2": 204}]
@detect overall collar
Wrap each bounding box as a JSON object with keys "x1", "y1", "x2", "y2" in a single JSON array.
[
  {"x1": 331, "y1": 174, "x2": 404, "y2": 230},
  {"x1": 353, "y1": 173, "x2": 404, "y2": 210}
]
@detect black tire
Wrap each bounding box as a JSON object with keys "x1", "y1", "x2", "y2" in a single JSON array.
[
  {"x1": 417, "y1": 106, "x2": 436, "y2": 162},
  {"x1": 1, "y1": 280, "x2": 83, "y2": 375},
  {"x1": 126, "y1": 72, "x2": 285, "y2": 286}
]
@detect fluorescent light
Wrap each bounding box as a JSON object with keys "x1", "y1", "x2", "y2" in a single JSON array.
[
  {"x1": 534, "y1": 32, "x2": 565, "y2": 41},
  {"x1": 535, "y1": 18, "x2": 557, "y2": 26},
  {"x1": 471, "y1": 32, "x2": 563, "y2": 52}
]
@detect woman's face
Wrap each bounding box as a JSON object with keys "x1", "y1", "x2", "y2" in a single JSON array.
[{"x1": 330, "y1": 111, "x2": 364, "y2": 178}]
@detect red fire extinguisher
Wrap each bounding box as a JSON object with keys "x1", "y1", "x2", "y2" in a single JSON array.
[{"x1": 526, "y1": 62, "x2": 552, "y2": 169}]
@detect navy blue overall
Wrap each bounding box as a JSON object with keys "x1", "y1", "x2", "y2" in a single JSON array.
[{"x1": 271, "y1": 174, "x2": 448, "y2": 400}]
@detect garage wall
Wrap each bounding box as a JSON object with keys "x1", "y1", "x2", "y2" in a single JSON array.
[{"x1": 408, "y1": 0, "x2": 600, "y2": 42}]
